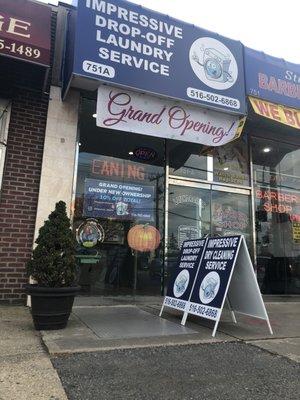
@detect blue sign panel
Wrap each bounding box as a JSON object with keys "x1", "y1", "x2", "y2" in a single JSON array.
[
  {"x1": 164, "y1": 239, "x2": 206, "y2": 311},
  {"x1": 72, "y1": 0, "x2": 246, "y2": 114},
  {"x1": 245, "y1": 47, "x2": 300, "y2": 109},
  {"x1": 83, "y1": 178, "x2": 154, "y2": 221},
  {"x1": 189, "y1": 235, "x2": 241, "y2": 321}
]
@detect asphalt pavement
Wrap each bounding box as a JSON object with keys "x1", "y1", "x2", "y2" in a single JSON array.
[
  {"x1": 52, "y1": 342, "x2": 300, "y2": 400},
  {"x1": 46, "y1": 299, "x2": 300, "y2": 400}
]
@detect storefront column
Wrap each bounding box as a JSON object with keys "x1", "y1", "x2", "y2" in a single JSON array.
[{"x1": 33, "y1": 85, "x2": 79, "y2": 240}]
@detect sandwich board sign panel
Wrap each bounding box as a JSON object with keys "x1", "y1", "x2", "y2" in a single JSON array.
[
  {"x1": 180, "y1": 235, "x2": 273, "y2": 337},
  {"x1": 225, "y1": 237, "x2": 273, "y2": 334},
  {"x1": 182, "y1": 235, "x2": 242, "y2": 334},
  {"x1": 160, "y1": 238, "x2": 206, "y2": 315}
]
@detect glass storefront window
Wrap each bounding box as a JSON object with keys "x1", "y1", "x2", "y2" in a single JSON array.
[
  {"x1": 0, "y1": 99, "x2": 11, "y2": 191},
  {"x1": 168, "y1": 140, "x2": 208, "y2": 180},
  {"x1": 212, "y1": 135, "x2": 249, "y2": 186},
  {"x1": 74, "y1": 97, "x2": 252, "y2": 297},
  {"x1": 253, "y1": 137, "x2": 300, "y2": 294},
  {"x1": 166, "y1": 180, "x2": 252, "y2": 290},
  {"x1": 168, "y1": 183, "x2": 211, "y2": 249},
  {"x1": 168, "y1": 135, "x2": 250, "y2": 187},
  {"x1": 74, "y1": 98, "x2": 165, "y2": 296},
  {"x1": 211, "y1": 190, "x2": 252, "y2": 246}
]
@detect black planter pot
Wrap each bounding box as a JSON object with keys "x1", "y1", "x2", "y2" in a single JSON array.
[{"x1": 26, "y1": 285, "x2": 80, "y2": 330}]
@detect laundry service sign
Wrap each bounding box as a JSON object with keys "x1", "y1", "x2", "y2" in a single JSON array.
[
  {"x1": 73, "y1": 0, "x2": 246, "y2": 114},
  {"x1": 97, "y1": 85, "x2": 245, "y2": 146},
  {"x1": 163, "y1": 238, "x2": 206, "y2": 312},
  {"x1": 160, "y1": 235, "x2": 273, "y2": 337}
]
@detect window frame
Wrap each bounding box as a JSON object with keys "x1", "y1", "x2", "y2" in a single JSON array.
[{"x1": 0, "y1": 98, "x2": 11, "y2": 192}]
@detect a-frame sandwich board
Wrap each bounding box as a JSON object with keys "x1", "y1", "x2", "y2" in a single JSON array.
[{"x1": 181, "y1": 235, "x2": 273, "y2": 337}]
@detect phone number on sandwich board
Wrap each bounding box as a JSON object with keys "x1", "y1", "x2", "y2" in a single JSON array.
[
  {"x1": 164, "y1": 296, "x2": 186, "y2": 311},
  {"x1": 188, "y1": 302, "x2": 220, "y2": 321}
]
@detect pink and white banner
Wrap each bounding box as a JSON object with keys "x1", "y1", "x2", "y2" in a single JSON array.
[{"x1": 96, "y1": 85, "x2": 245, "y2": 147}]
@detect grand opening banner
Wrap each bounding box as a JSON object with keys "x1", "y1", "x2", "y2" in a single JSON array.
[
  {"x1": 66, "y1": 0, "x2": 246, "y2": 114},
  {"x1": 96, "y1": 85, "x2": 246, "y2": 146}
]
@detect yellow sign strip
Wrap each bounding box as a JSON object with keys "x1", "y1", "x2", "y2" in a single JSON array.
[
  {"x1": 234, "y1": 116, "x2": 246, "y2": 140},
  {"x1": 249, "y1": 96, "x2": 300, "y2": 129},
  {"x1": 292, "y1": 222, "x2": 300, "y2": 244}
]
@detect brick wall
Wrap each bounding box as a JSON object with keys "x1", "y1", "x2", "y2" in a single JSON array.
[
  {"x1": 0, "y1": 88, "x2": 49, "y2": 304},
  {"x1": 0, "y1": 8, "x2": 56, "y2": 304}
]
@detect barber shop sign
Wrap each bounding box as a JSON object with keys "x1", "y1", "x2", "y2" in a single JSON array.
[{"x1": 96, "y1": 85, "x2": 245, "y2": 147}]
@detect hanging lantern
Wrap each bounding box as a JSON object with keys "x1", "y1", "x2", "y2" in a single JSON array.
[{"x1": 127, "y1": 224, "x2": 161, "y2": 252}]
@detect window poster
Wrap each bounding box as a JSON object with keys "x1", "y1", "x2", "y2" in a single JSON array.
[
  {"x1": 212, "y1": 203, "x2": 249, "y2": 234},
  {"x1": 178, "y1": 226, "x2": 200, "y2": 249},
  {"x1": 83, "y1": 178, "x2": 155, "y2": 221},
  {"x1": 292, "y1": 222, "x2": 300, "y2": 244}
]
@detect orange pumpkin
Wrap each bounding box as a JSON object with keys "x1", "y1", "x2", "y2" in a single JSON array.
[{"x1": 127, "y1": 224, "x2": 161, "y2": 252}]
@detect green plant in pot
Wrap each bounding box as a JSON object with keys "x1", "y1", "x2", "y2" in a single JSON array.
[{"x1": 26, "y1": 201, "x2": 80, "y2": 330}]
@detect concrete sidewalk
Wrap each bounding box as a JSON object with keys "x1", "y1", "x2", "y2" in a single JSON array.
[
  {"x1": 0, "y1": 299, "x2": 299, "y2": 400},
  {"x1": 0, "y1": 306, "x2": 67, "y2": 400},
  {"x1": 41, "y1": 299, "x2": 300, "y2": 362}
]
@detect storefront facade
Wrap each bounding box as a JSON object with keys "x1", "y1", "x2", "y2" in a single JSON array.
[
  {"x1": 1, "y1": 0, "x2": 300, "y2": 303},
  {"x1": 60, "y1": 0, "x2": 252, "y2": 297},
  {"x1": 245, "y1": 48, "x2": 300, "y2": 295},
  {"x1": 73, "y1": 94, "x2": 251, "y2": 296},
  {"x1": 72, "y1": 106, "x2": 300, "y2": 297},
  {"x1": 33, "y1": 0, "x2": 300, "y2": 298}
]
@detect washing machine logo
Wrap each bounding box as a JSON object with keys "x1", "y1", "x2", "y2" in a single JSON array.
[
  {"x1": 116, "y1": 201, "x2": 129, "y2": 216},
  {"x1": 173, "y1": 269, "x2": 190, "y2": 298},
  {"x1": 190, "y1": 37, "x2": 238, "y2": 90},
  {"x1": 199, "y1": 271, "x2": 220, "y2": 304},
  {"x1": 203, "y1": 48, "x2": 233, "y2": 82}
]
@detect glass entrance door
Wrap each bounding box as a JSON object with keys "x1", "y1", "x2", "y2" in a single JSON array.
[
  {"x1": 166, "y1": 179, "x2": 252, "y2": 289},
  {"x1": 168, "y1": 180, "x2": 211, "y2": 246}
]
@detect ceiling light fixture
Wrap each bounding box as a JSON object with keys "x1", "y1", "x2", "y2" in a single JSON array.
[
  {"x1": 129, "y1": 151, "x2": 134, "y2": 155},
  {"x1": 263, "y1": 147, "x2": 271, "y2": 153},
  {"x1": 92, "y1": 114, "x2": 97, "y2": 118}
]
